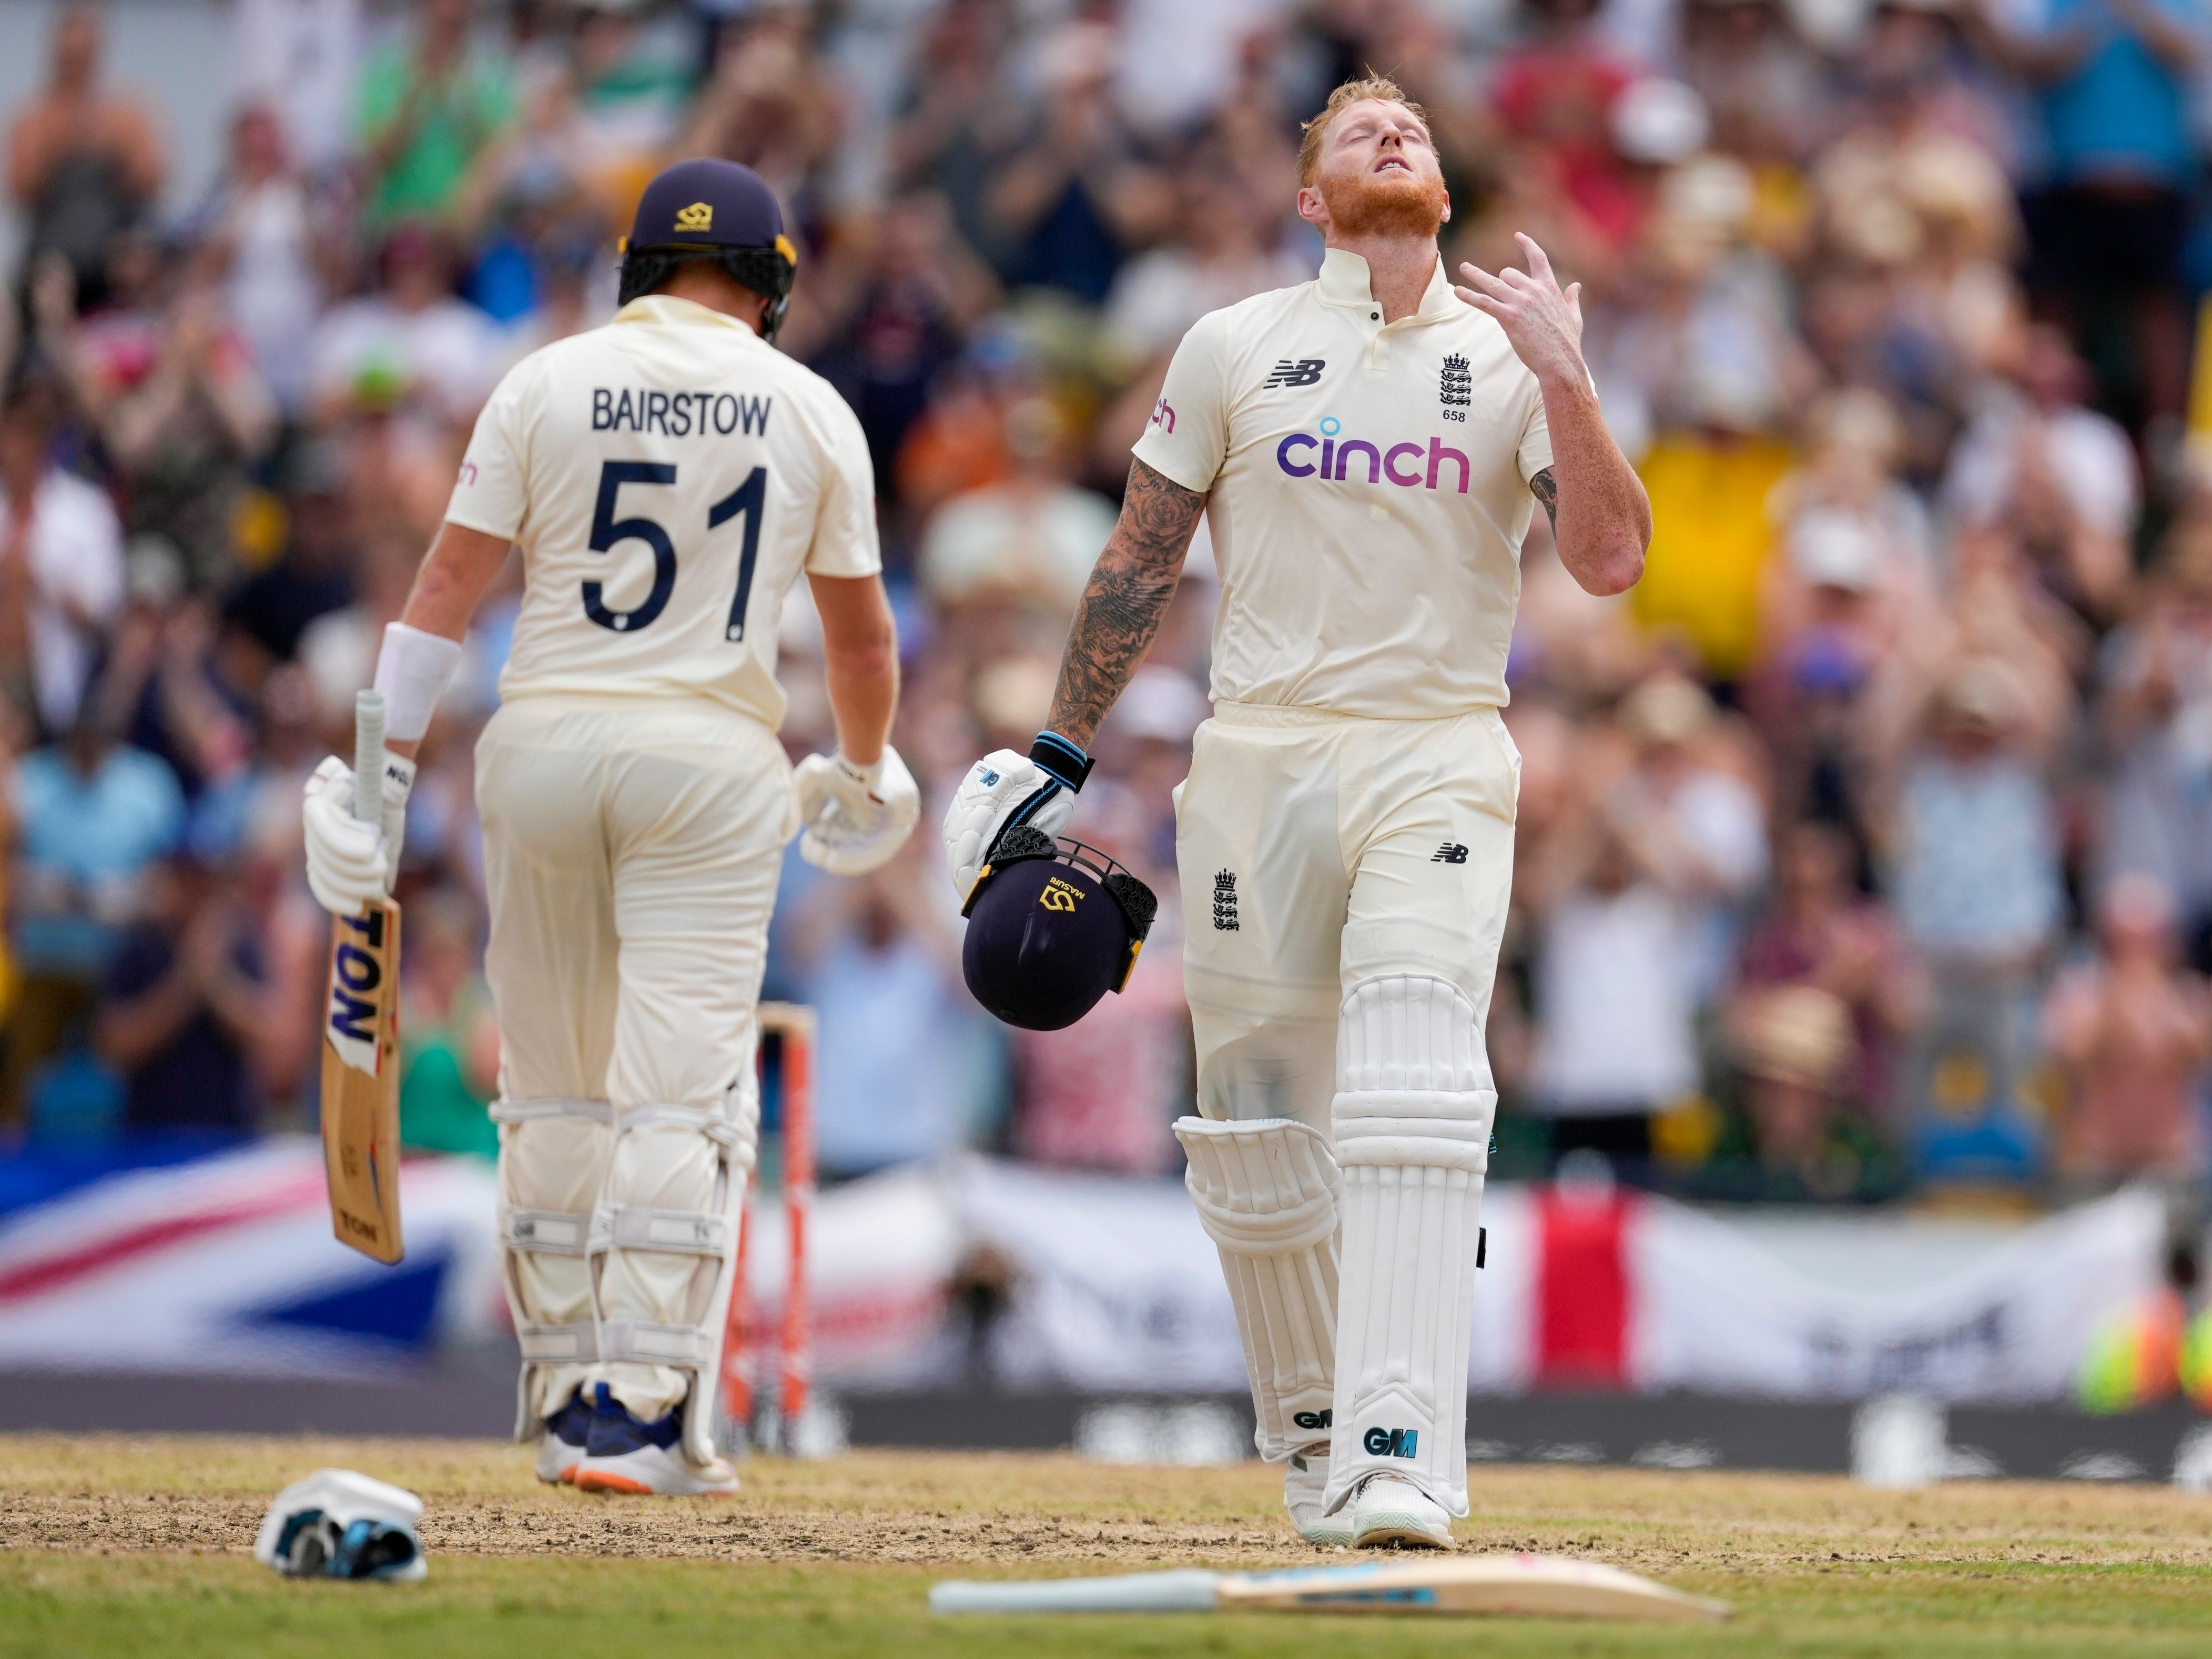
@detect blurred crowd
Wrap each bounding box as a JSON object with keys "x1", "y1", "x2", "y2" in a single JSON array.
[{"x1": 6, "y1": 0, "x2": 2212, "y2": 1208}]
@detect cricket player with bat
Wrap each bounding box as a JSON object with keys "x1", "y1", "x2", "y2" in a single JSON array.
[
  {"x1": 302, "y1": 158, "x2": 916, "y2": 1497},
  {"x1": 945, "y1": 76, "x2": 1649, "y2": 1547}
]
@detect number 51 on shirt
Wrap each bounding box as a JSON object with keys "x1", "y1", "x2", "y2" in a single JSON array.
[{"x1": 584, "y1": 460, "x2": 767, "y2": 639}]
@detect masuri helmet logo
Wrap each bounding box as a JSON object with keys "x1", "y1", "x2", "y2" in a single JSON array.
[{"x1": 674, "y1": 201, "x2": 714, "y2": 232}]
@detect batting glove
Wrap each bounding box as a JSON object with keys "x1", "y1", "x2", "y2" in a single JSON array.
[
  {"x1": 941, "y1": 732, "x2": 1092, "y2": 902},
  {"x1": 302, "y1": 752, "x2": 415, "y2": 914},
  {"x1": 793, "y1": 745, "x2": 920, "y2": 875}
]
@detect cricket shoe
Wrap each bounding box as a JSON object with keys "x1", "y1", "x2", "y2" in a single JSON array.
[
  {"x1": 1349, "y1": 1473, "x2": 1455, "y2": 1550},
  {"x1": 533, "y1": 1389, "x2": 594, "y2": 1484},
  {"x1": 1284, "y1": 1447, "x2": 1353, "y2": 1546},
  {"x1": 570, "y1": 1384, "x2": 739, "y2": 1497}
]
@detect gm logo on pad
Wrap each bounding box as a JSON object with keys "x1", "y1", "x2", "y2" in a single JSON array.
[
  {"x1": 675, "y1": 201, "x2": 714, "y2": 231},
  {"x1": 1364, "y1": 1427, "x2": 1419, "y2": 1459}
]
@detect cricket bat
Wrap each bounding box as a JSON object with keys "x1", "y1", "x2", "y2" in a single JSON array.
[
  {"x1": 929, "y1": 1554, "x2": 1730, "y2": 1622},
  {"x1": 319, "y1": 689, "x2": 404, "y2": 1265}
]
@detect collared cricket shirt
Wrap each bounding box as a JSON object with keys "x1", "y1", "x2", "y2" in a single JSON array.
[
  {"x1": 1132, "y1": 248, "x2": 1551, "y2": 719},
  {"x1": 447, "y1": 293, "x2": 880, "y2": 730}
]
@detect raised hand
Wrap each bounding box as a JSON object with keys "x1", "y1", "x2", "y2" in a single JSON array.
[{"x1": 1454, "y1": 233, "x2": 1586, "y2": 388}]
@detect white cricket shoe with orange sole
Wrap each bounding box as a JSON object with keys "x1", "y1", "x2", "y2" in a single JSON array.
[
  {"x1": 568, "y1": 1384, "x2": 740, "y2": 1497},
  {"x1": 534, "y1": 1390, "x2": 593, "y2": 1485}
]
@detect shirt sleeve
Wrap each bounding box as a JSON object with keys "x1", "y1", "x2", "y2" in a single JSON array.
[
  {"x1": 803, "y1": 390, "x2": 883, "y2": 579},
  {"x1": 1517, "y1": 380, "x2": 1554, "y2": 486},
  {"x1": 444, "y1": 355, "x2": 534, "y2": 540},
  {"x1": 1131, "y1": 307, "x2": 1231, "y2": 494}
]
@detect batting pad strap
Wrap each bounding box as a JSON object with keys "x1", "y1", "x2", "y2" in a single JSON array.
[
  {"x1": 372, "y1": 622, "x2": 465, "y2": 744},
  {"x1": 598, "y1": 1320, "x2": 714, "y2": 1368},
  {"x1": 516, "y1": 1318, "x2": 598, "y2": 1364},
  {"x1": 503, "y1": 1208, "x2": 594, "y2": 1255},
  {"x1": 491, "y1": 1097, "x2": 614, "y2": 1126},
  {"x1": 588, "y1": 1202, "x2": 733, "y2": 1257}
]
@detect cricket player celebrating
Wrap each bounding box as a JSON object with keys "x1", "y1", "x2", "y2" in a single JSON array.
[
  {"x1": 945, "y1": 78, "x2": 1649, "y2": 1546},
  {"x1": 302, "y1": 159, "x2": 916, "y2": 1496}
]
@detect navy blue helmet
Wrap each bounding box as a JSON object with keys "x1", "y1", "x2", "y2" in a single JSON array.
[
  {"x1": 960, "y1": 831, "x2": 1158, "y2": 1031},
  {"x1": 617, "y1": 158, "x2": 798, "y2": 341}
]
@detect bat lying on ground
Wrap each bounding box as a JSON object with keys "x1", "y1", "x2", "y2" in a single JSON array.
[
  {"x1": 929, "y1": 1553, "x2": 1731, "y2": 1621},
  {"x1": 319, "y1": 689, "x2": 404, "y2": 1264}
]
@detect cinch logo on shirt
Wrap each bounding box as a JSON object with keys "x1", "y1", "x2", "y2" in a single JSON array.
[
  {"x1": 592, "y1": 388, "x2": 773, "y2": 437},
  {"x1": 1275, "y1": 417, "x2": 1472, "y2": 494}
]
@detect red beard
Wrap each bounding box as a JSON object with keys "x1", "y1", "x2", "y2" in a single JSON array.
[{"x1": 1319, "y1": 164, "x2": 1449, "y2": 238}]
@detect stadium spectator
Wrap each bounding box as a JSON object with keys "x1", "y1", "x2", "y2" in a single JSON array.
[
  {"x1": 1520, "y1": 723, "x2": 1704, "y2": 1169},
  {"x1": 784, "y1": 841, "x2": 1004, "y2": 1179},
  {"x1": 5, "y1": 706, "x2": 185, "y2": 1126},
  {"x1": 978, "y1": 19, "x2": 1170, "y2": 302},
  {"x1": 31, "y1": 227, "x2": 278, "y2": 591},
  {"x1": 396, "y1": 884, "x2": 498, "y2": 1157},
  {"x1": 1943, "y1": 319, "x2": 2137, "y2": 624},
  {"x1": 1882, "y1": 656, "x2": 2064, "y2": 1177},
  {"x1": 2096, "y1": 516, "x2": 2212, "y2": 960},
  {"x1": 919, "y1": 396, "x2": 1117, "y2": 659},
  {"x1": 94, "y1": 851, "x2": 272, "y2": 1132},
  {"x1": 2000, "y1": 0, "x2": 2205, "y2": 431},
  {"x1": 0, "y1": 391, "x2": 127, "y2": 741},
  {"x1": 1735, "y1": 820, "x2": 1925, "y2": 1124},
  {"x1": 308, "y1": 223, "x2": 506, "y2": 427},
  {"x1": 353, "y1": 0, "x2": 516, "y2": 231},
  {"x1": 2043, "y1": 873, "x2": 2212, "y2": 1185},
  {"x1": 190, "y1": 102, "x2": 331, "y2": 416},
  {"x1": 5, "y1": 2, "x2": 165, "y2": 307}
]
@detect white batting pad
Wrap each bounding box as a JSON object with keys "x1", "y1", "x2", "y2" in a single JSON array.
[
  {"x1": 1323, "y1": 975, "x2": 1496, "y2": 1517},
  {"x1": 491, "y1": 1097, "x2": 615, "y2": 1440},
  {"x1": 590, "y1": 1080, "x2": 759, "y2": 1465},
  {"x1": 1175, "y1": 1115, "x2": 1341, "y2": 1461}
]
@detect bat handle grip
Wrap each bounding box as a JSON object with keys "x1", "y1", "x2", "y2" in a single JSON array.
[{"x1": 353, "y1": 689, "x2": 387, "y2": 829}]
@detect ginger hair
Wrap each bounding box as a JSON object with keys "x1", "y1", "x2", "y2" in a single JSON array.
[{"x1": 1296, "y1": 75, "x2": 1433, "y2": 186}]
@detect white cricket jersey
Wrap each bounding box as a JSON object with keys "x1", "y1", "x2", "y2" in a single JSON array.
[
  {"x1": 1132, "y1": 249, "x2": 1551, "y2": 719},
  {"x1": 445, "y1": 294, "x2": 880, "y2": 729}
]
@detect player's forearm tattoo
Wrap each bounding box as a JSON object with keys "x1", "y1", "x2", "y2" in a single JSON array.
[
  {"x1": 1530, "y1": 467, "x2": 1558, "y2": 534},
  {"x1": 1047, "y1": 458, "x2": 1204, "y2": 747}
]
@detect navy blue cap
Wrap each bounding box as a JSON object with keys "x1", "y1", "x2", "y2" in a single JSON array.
[{"x1": 624, "y1": 158, "x2": 793, "y2": 259}]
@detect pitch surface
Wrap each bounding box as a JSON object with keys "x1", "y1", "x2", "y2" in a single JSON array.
[{"x1": 3, "y1": 1437, "x2": 2209, "y2": 1656}]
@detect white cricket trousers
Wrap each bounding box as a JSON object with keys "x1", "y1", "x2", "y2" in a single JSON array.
[
  {"x1": 476, "y1": 696, "x2": 795, "y2": 1449},
  {"x1": 1173, "y1": 701, "x2": 1517, "y2": 1515}
]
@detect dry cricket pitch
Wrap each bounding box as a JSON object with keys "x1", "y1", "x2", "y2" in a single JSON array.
[{"x1": 3, "y1": 1435, "x2": 2210, "y2": 1656}]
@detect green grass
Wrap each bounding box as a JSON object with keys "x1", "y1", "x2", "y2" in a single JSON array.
[
  {"x1": 7, "y1": 1550, "x2": 2212, "y2": 1658},
  {"x1": 7, "y1": 1438, "x2": 2212, "y2": 1657}
]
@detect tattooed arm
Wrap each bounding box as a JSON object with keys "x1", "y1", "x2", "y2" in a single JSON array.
[{"x1": 1044, "y1": 457, "x2": 1208, "y2": 747}]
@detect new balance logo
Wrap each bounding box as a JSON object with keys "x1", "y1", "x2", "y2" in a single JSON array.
[
  {"x1": 1363, "y1": 1427, "x2": 1419, "y2": 1459},
  {"x1": 1212, "y1": 869, "x2": 1240, "y2": 932},
  {"x1": 1431, "y1": 843, "x2": 1468, "y2": 865},
  {"x1": 1263, "y1": 358, "x2": 1326, "y2": 388},
  {"x1": 1292, "y1": 1409, "x2": 1333, "y2": 1431}
]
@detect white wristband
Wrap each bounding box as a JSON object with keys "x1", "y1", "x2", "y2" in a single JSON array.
[{"x1": 372, "y1": 623, "x2": 465, "y2": 743}]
